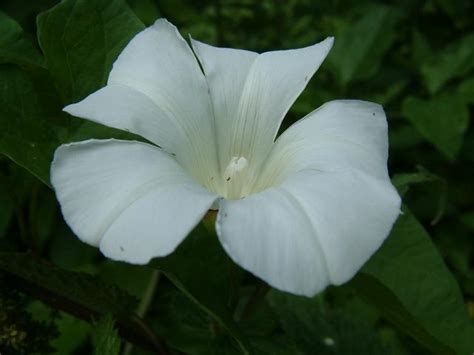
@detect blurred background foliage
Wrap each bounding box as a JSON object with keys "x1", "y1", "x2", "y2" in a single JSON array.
[{"x1": 0, "y1": 0, "x2": 473, "y2": 354}]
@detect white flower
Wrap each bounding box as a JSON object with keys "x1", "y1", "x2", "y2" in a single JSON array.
[{"x1": 51, "y1": 19, "x2": 401, "y2": 297}]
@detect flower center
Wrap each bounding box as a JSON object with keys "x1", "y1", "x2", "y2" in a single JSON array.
[
  {"x1": 222, "y1": 156, "x2": 249, "y2": 199},
  {"x1": 224, "y1": 156, "x2": 248, "y2": 181}
]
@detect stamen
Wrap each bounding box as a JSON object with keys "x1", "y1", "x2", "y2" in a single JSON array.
[
  {"x1": 222, "y1": 156, "x2": 249, "y2": 199},
  {"x1": 224, "y1": 156, "x2": 248, "y2": 182}
]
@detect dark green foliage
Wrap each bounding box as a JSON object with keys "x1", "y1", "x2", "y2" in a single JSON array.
[
  {"x1": 0, "y1": 0, "x2": 473, "y2": 354},
  {"x1": 0, "y1": 274, "x2": 57, "y2": 354}
]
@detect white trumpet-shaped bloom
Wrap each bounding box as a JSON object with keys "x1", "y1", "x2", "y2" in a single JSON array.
[{"x1": 51, "y1": 19, "x2": 401, "y2": 296}]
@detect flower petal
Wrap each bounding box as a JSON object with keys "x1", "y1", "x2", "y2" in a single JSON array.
[
  {"x1": 192, "y1": 37, "x2": 333, "y2": 172},
  {"x1": 279, "y1": 169, "x2": 400, "y2": 286},
  {"x1": 216, "y1": 187, "x2": 330, "y2": 296},
  {"x1": 191, "y1": 40, "x2": 258, "y2": 170},
  {"x1": 256, "y1": 100, "x2": 392, "y2": 190},
  {"x1": 64, "y1": 85, "x2": 184, "y2": 153},
  {"x1": 217, "y1": 100, "x2": 401, "y2": 295},
  {"x1": 64, "y1": 19, "x2": 219, "y2": 187},
  {"x1": 217, "y1": 168, "x2": 400, "y2": 296},
  {"x1": 51, "y1": 139, "x2": 217, "y2": 264}
]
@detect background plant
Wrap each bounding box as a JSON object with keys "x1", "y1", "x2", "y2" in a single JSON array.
[{"x1": 0, "y1": 0, "x2": 473, "y2": 354}]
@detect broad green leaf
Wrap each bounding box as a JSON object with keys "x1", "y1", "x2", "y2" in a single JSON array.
[
  {"x1": 150, "y1": 282, "x2": 234, "y2": 354},
  {"x1": 37, "y1": 0, "x2": 144, "y2": 103},
  {"x1": 460, "y1": 210, "x2": 474, "y2": 232},
  {"x1": 0, "y1": 65, "x2": 61, "y2": 185},
  {"x1": 411, "y1": 30, "x2": 432, "y2": 68},
  {"x1": 267, "y1": 291, "x2": 398, "y2": 355},
  {"x1": 402, "y1": 95, "x2": 469, "y2": 160},
  {"x1": 0, "y1": 10, "x2": 43, "y2": 66},
  {"x1": 327, "y1": 5, "x2": 399, "y2": 86},
  {"x1": 421, "y1": 34, "x2": 474, "y2": 94},
  {"x1": 1, "y1": 0, "x2": 144, "y2": 186},
  {"x1": 457, "y1": 76, "x2": 474, "y2": 104},
  {"x1": 127, "y1": 0, "x2": 162, "y2": 26},
  {"x1": 353, "y1": 210, "x2": 474, "y2": 354},
  {"x1": 98, "y1": 261, "x2": 154, "y2": 299},
  {"x1": 92, "y1": 314, "x2": 121, "y2": 355},
  {"x1": 152, "y1": 223, "x2": 251, "y2": 354}
]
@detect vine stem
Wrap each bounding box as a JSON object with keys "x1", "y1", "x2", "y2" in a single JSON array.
[{"x1": 123, "y1": 270, "x2": 162, "y2": 355}]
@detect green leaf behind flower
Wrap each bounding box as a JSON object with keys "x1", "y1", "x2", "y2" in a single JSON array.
[
  {"x1": 354, "y1": 210, "x2": 474, "y2": 355},
  {"x1": 0, "y1": 11, "x2": 43, "y2": 67},
  {"x1": 0, "y1": 66, "x2": 61, "y2": 185},
  {"x1": 37, "y1": 0, "x2": 144, "y2": 104},
  {"x1": 152, "y1": 222, "x2": 251, "y2": 354},
  {"x1": 420, "y1": 34, "x2": 474, "y2": 94},
  {"x1": 402, "y1": 95, "x2": 469, "y2": 160},
  {"x1": 327, "y1": 5, "x2": 399, "y2": 87}
]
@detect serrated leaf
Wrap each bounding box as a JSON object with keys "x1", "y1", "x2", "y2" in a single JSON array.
[
  {"x1": 0, "y1": 10, "x2": 43, "y2": 67},
  {"x1": 0, "y1": 252, "x2": 165, "y2": 351},
  {"x1": 354, "y1": 210, "x2": 474, "y2": 355},
  {"x1": 402, "y1": 95, "x2": 469, "y2": 160},
  {"x1": 421, "y1": 34, "x2": 474, "y2": 94},
  {"x1": 93, "y1": 314, "x2": 121, "y2": 355},
  {"x1": 327, "y1": 5, "x2": 399, "y2": 86},
  {"x1": 37, "y1": 0, "x2": 144, "y2": 103}
]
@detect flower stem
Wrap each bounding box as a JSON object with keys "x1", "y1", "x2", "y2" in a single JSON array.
[{"x1": 122, "y1": 270, "x2": 162, "y2": 355}]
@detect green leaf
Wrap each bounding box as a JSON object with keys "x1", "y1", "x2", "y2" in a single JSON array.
[
  {"x1": 353, "y1": 210, "x2": 474, "y2": 354},
  {"x1": 0, "y1": 252, "x2": 166, "y2": 351},
  {"x1": 327, "y1": 5, "x2": 399, "y2": 86},
  {"x1": 0, "y1": 10, "x2": 43, "y2": 67},
  {"x1": 392, "y1": 166, "x2": 442, "y2": 196},
  {"x1": 0, "y1": 178, "x2": 14, "y2": 238},
  {"x1": 459, "y1": 210, "x2": 474, "y2": 233},
  {"x1": 267, "y1": 291, "x2": 397, "y2": 355},
  {"x1": 421, "y1": 34, "x2": 474, "y2": 94},
  {"x1": 150, "y1": 282, "x2": 231, "y2": 354},
  {"x1": 37, "y1": 0, "x2": 144, "y2": 103},
  {"x1": 1, "y1": 0, "x2": 145, "y2": 186},
  {"x1": 92, "y1": 314, "x2": 121, "y2": 355},
  {"x1": 52, "y1": 312, "x2": 92, "y2": 354},
  {"x1": 402, "y1": 95, "x2": 469, "y2": 160},
  {"x1": 152, "y1": 223, "x2": 251, "y2": 354},
  {"x1": 457, "y1": 76, "x2": 474, "y2": 104},
  {"x1": 0, "y1": 65, "x2": 61, "y2": 185},
  {"x1": 411, "y1": 30, "x2": 432, "y2": 68}
]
